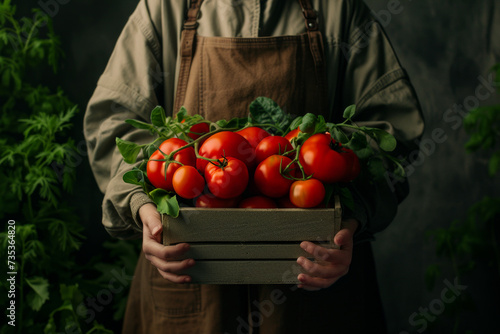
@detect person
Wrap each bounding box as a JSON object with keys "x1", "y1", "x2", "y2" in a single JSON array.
[{"x1": 84, "y1": 0, "x2": 424, "y2": 333}]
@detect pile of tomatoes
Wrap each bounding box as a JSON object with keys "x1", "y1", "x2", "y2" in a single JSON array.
[{"x1": 146, "y1": 124, "x2": 360, "y2": 209}]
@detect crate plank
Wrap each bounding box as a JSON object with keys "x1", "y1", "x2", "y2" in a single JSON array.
[
  {"x1": 179, "y1": 260, "x2": 305, "y2": 284},
  {"x1": 164, "y1": 208, "x2": 340, "y2": 244},
  {"x1": 174, "y1": 243, "x2": 326, "y2": 260}
]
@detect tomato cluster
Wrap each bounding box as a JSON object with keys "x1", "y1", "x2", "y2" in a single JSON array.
[{"x1": 146, "y1": 125, "x2": 360, "y2": 209}]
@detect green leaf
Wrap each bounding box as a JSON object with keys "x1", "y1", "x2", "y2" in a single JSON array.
[
  {"x1": 346, "y1": 131, "x2": 367, "y2": 151},
  {"x1": 25, "y1": 276, "x2": 50, "y2": 311},
  {"x1": 371, "y1": 128, "x2": 397, "y2": 152},
  {"x1": 216, "y1": 117, "x2": 248, "y2": 129},
  {"x1": 123, "y1": 167, "x2": 147, "y2": 186},
  {"x1": 424, "y1": 264, "x2": 441, "y2": 291},
  {"x1": 288, "y1": 116, "x2": 303, "y2": 132},
  {"x1": 367, "y1": 157, "x2": 386, "y2": 180},
  {"x1": 48, "y1": 219, "x2": 83, "y2": 252},
  {"x1": 249, "y1": 96, "x2": 292, "y2": 134},
  {"x1": 116, "y1": 137, "x2": 142, "y2": 164},
  {"x1": 149, "y1": 188, "x2": 179, "y2": 217},
  {"x1": 60, "y1": 284, "x2": 84, "y2": 306},
  {"x1": 150, "y1": 105, "x2": 167, "y2": 127},
  {"x1": 125, "y1": 119, "x2": 154, "y2": 131},
  {"x1": 331, "y1": 127, "x2": 349, "y2": 144},
  {"x1": 86, "y1": 322, "x2": 115, "y2": 334},
  {"x1": 343, "y1": 105, "x2": 356, "y2": 120},
  {"x1": 24, "y1": 239, "x2": 47, "y2": 264},
  {"x1": 298, "y1": 113, "x2": 317, "y2": 133},
  {"x1": 176, "y1": 106, "x2": 188, "y2": 122},
  {"x1": 44, "y1": 302, "x2": 76, "y2": 334},
  {"x1": 488, "y1": 151, "x2": 500, "y2": 177},
  {"x1": 353, "y1": 147, "x2": 374, "y2": 160},
  {"x1": 143, "y1": 139, "x2": 162, "y2": 159}
]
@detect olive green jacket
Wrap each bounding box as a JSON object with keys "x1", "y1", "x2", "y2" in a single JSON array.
[{"x1": 84, "y1": 0, "x2": 424, "y2": 240}]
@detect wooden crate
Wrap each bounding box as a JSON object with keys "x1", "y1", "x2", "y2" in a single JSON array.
[{"x1": 162, "y1": 197, "x2": 341, "y2": 284}]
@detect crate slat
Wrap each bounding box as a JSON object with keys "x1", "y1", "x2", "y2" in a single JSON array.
[
  {"x1": 174, "y1": 243, "x2": 324, "y2": 260},
  {"x1": 179, "y1": 260, "x2": 305, "y2": 284},
  {"x1": 164, "y1": 208, "x2": 340, "y2": 244}
]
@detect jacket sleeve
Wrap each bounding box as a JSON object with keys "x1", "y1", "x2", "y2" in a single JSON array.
[
  {"x1": 84, "y1": 0, "x2": 165, "y2": 239},
  {"x1": 334, "y1": 0, "x2": 425, "y2": 240}
]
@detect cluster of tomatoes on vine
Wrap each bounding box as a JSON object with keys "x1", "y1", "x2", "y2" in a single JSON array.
[{"x1": 145, "y1": 120, "x2": 360, "y2": 209}]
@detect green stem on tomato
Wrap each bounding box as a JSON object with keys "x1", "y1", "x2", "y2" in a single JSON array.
[
  {"x1": 280, "y1": 144, "x2": 309, "y2": 181},
  {"x1": 166, "y1": 124, "x2": 238, "y2": 161}
]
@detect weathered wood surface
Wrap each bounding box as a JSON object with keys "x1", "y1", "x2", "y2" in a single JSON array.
[
  {"x1": 174, "y1": 243, "x2": 317, "y2": 260},
  {"x1": 161, "y1": 198, "x2": 341, "y2": 284},
  {"x1": 163, "y1": 207, "x2": 341, "y2": 245},
  {"x1": 178, "y1": 260, "x2": 306, "y2": 284}
]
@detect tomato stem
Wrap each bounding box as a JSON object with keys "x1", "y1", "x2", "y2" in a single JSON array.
[{"x1": 280, "y1": 144, "x2": 309, "y2": 181}]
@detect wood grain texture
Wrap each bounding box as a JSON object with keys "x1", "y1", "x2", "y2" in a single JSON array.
[
  {"x1": 161, "y1": 198, "x2": 341, "y2": 284},
  {"x1": 174, "y1": 243, "x2": 320, "y2": 260},
  {"x1": 163, "y1": 207, "x2": 341, "y2": 245},
  {"x1": 179, "y1": 260, "x2": 306, "y2": 284}
]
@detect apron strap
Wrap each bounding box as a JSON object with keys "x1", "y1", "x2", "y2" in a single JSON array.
[
  {"x1": 174, "y1": 0, "x2": 204, "y2": 113},
  {"x1": 298, "y1": 0, "x2": 328, "y2": 112},
  {"x1": 174, "y1": 0, "x2": 327, "y2": 114}
]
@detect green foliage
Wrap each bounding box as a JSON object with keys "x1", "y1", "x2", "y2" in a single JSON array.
[
  {"x1": 463, "y1": 106, "x2": 500, "y2": 176},
  {"x1": 425, "y1": 64, "x2": 500, "y2": 333},
  {"x1": 0, "y1": 2, "x2": 126, "y2": 333},
  {"x1": 248, "y1": 96, "x2": 293, "y2": 134},
  {"x1": 119, "y1": 98, "x2": 400, "y2": 216}
]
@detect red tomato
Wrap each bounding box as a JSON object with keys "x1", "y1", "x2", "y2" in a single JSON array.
[
  {"x1": 255, "y1": 136, "x2": 293, "y2": 164},
  {"x1": 204, "y1": 157, "x2": 249, "y2": 199},
  {"x1": 187, "y1": 122, "x2": 210, "y2": 140},
  {"x1": 197, "y1": 131, "x2": 256, "y2": 172},
  {"x1": 147, "y1": 138, "x2": 196, "y2": 191},
  {"x1": 284, "y1": 128, "x2": 301, "y2": 142},
  {"x1": 172, "y1": 166, "x2": 205, "y2": 199},
  {"x1": 238, "y1": 196, "x2": 277, "y2": 208},
  {"x1": 342, "y1": 148, "x2": 361, "y2": 182},
  {"x1": 254, "y1": 155, "x2": 295, "y2": 198},
  {"x1": 236, "y1": 127, "x2": 270, "y2": 150},
  {"x1": 195, "y1": 193, "x2": 239, "y2": 208},
  {"x1": 298, "y1": 134, "x2": 355, "y2": 183},
  {"x1": 289, "y1": 179, "x2": 325, "y2": 208}
]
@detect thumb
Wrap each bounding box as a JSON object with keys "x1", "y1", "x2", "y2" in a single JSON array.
[
  {"x1": 333, "y1": 219, "x2": 358, "y2": 246},
  {"x1": 140, "y1": 203, "x2": 163, "y2": 242}
]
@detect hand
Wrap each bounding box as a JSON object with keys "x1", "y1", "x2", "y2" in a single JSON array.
[
  {"x1": 139, "y1": 203, "x2": 194, "y2": 283},
  {"x1": 296, "y1": 218, "x2": 358, "y2": 290}
]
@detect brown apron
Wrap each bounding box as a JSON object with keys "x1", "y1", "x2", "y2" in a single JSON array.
[
  {"x1": 173, "y1": 0, "x2": 328, "y2": 119},
  {"x1": 123, "y1": 1, "x2": 387, "y2": 333}
]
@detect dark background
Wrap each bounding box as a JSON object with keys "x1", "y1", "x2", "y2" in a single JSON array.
[{"x1": 18, "y1": 0, "x2": 499, "y2": 332}]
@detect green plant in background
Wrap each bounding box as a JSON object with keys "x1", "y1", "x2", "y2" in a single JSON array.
[
  {"x1": 0, "y1": 1, "x2": 137, "y2": 333},
  {"x1": 425, "y1": 64, "x2": 500, "y2": 333}
]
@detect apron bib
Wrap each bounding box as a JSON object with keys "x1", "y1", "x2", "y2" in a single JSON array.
[{"x1": 173, "y1": 0, "x2": 328, "y2": 120}]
